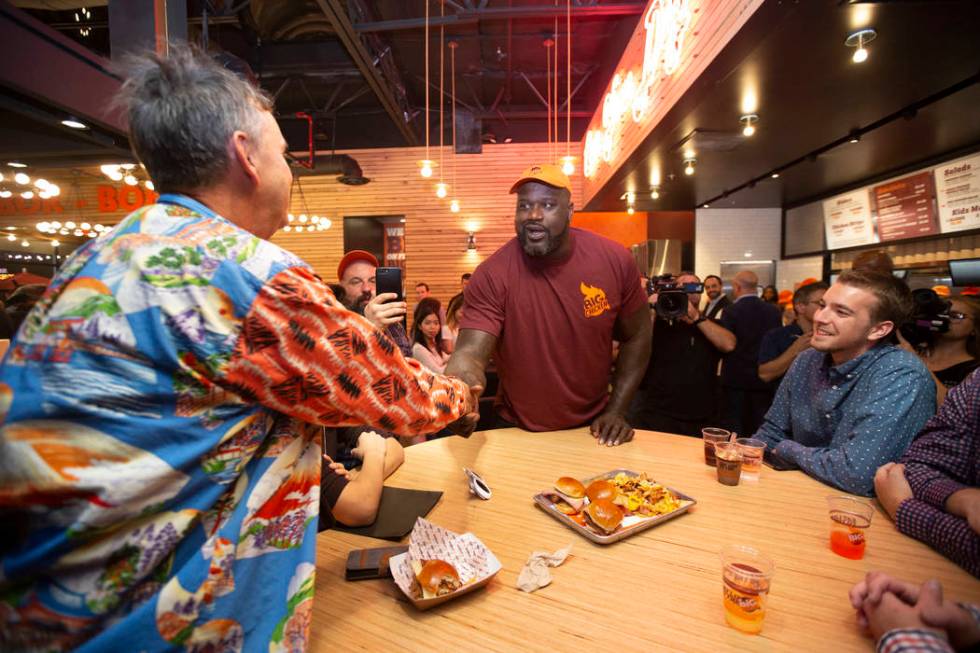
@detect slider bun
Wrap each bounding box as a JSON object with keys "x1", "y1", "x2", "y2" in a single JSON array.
[
  {"x1": 585, "y1": 479, "x2": 617, "y2": 503},
  {"x1": 554, "y1": 476, "x2": 586, "y2": 499},
  {"x1": 585, "y1": 498, "x2": 623, "y2": 534},
  {"x1": 416, "y1": 559, "x2": 461, "y2": 595}
]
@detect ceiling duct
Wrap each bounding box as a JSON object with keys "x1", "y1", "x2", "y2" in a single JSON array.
[{"x1": 292, "y1": 154, "x2": 370, "y2": 186}]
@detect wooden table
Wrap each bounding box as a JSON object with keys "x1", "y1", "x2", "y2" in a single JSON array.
[{"x1": 310, "y1": 428, "x2": 980, "y2": 651}]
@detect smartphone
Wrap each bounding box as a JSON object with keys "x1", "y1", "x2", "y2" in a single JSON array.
[
  {"x1": 763, "y1": 449, "x2": 798, "y2": 471},
  {"x1": 345, "y1": 545, "x2": 408, "y2": 581},
  {"x1": 375, "y1": 266, "x2": 403, "y2": 302}
]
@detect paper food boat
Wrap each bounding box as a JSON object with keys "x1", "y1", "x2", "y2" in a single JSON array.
[{"x1": 389, "y1": 518, "x2": 502, "y2": 610}]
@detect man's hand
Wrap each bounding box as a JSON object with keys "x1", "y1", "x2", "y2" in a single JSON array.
[
  {"x1": 946, "y1": 488, "x2": 980, "y2": 535},
  {"x1": 351, "y1": 431, "x2": 387, "y2": 461},
  {"x1": 788, "y1": 332, "x2": 813, "y2": 355},
  {"x1": 678, "y1": 300, "x2": 699, "y2": 325},
  {"x1": 874, "y1": 462, "x2": 913, "y2": 521},
  {"x1": 322, "y1": 454, "x2": 351, "y2": 479},
  {"x1": 364, "y1": 292, "x2": 407, "y2": 329},
  {"x1": 590, "y1": 411, "x2": 634, "y2": 446},
  {"x1": 917, "y1": 579, "x2": 980, "y2": 651},
  {"x1": 863, "y1": 591, "x2": 946, "y2": 644},
  {"x1": 850, "y1": 571, "x2": 921, "y2": 625},
  {"x1": 446, "y1": 383, "x2": 484, "y2": 437}
]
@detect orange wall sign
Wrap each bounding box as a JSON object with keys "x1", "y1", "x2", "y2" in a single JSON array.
[
  {"x1": 580, "y1": 0, "x2": 764, "y2": 205},
  {"x1": 0, "y1": 184, "x2": 158, "y2": 216}
]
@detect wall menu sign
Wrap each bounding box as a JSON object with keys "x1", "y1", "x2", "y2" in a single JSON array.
[
  {"x1": 872, "y1": 171, "x2": 939, "y2": 242},
  {"x1": 823, "y1": 189, "x2": 876, "y2": 249},
  {"x1": 935, "y1": 153, "x2": 980, "y2": 234}
]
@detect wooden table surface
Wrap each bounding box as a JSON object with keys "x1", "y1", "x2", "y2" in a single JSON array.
[{"x1": 310, "y1": 428, "x2": 980, "y2": 652}]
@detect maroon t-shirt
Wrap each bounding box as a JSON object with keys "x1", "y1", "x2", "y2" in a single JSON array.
[{"x1": 461, "y1": 228, "x2": 646, "y2": 431}]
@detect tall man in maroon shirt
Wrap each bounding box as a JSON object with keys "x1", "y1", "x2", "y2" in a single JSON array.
[{"x1": 446, "y1": 164, "x2": 652, "y2": 445}]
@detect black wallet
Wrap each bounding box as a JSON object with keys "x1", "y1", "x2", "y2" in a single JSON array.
[{"x1": 345, "y1": 545, "x2": 409, "y2": 581}]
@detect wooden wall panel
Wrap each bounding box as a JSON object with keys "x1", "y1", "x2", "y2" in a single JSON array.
[{"x1": 272, "y1": 143, "x2": 583, "y2": 313}]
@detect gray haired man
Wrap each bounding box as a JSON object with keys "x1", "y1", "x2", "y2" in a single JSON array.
[{"x1": 0, "y1": 46, "x2": 475, "y2": 651}]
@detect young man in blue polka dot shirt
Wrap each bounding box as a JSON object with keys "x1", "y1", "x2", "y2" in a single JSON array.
[{"x1": 756, "y1": 270, "x2": 935, "y2": 496}]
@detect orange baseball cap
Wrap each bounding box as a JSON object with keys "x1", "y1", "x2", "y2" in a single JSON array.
[
  {"x1": 932, "y1": 285, "x2": 951, "y2": 297},
  {"x1": 510, "y1": 163, "x2": 572, "y2": 193},
  {"x1": 337, "y1": 249, "x2": 378, "y2": 281},
  {"x1": 778, "y1": 289, "x2": 793, "y2": 304}
]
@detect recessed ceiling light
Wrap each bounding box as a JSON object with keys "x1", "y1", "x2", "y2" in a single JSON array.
[
  {"x1": 703, "y1": 204, "x2": 710, "y2": 208},
  {"x1": 771, "y1": 173, "x2": 780, "y2": 179},
  {"x1": 61, "y1": 118, "x2": 87, "y2": 129}
]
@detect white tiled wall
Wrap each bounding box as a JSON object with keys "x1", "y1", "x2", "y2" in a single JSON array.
[
  {"x1": 695, "y1": 208, "x2": 782, "y2": 279},
  {"x1": 695, "y1": 208, "x2": 824, "y2": 291}
]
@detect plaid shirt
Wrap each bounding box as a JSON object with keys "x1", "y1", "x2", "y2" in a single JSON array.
[{"x1": 897, "y1": 369, "x2": 980, "y2": 577}]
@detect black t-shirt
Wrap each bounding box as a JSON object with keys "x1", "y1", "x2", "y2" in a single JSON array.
[
  {"x1": 935, "y1": 359, "x2": 980, "y2": 388},
  {"x1": 640, "y1": 316, "x2": 721, "y2": 421}
]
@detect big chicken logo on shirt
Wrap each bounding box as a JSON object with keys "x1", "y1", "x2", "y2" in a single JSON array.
[{"x1": 580, "y1": 282, "x2": 611, "y2": 318}]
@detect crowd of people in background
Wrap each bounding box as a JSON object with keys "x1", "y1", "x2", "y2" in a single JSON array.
[{"x1": 1, "y1": 44, "x2": 978, "y2": 653}]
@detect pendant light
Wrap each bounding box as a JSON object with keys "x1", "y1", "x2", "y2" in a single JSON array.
[
  {"x1": 418, "y1": 1, "x2": 436, "y2": 178},
  {"x1": 449, "y1": 40, "x2": 460, "y2": 213}
]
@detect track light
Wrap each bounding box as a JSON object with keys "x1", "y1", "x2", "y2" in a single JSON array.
[{"x1": 740, "y1": 114, "x2": 759, "y2": 137}]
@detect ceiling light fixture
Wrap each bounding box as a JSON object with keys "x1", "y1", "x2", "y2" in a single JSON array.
[
  {"x1": 8, "y1": 162, "x2": 26, "y2": 168},
  {"x1": 771, "y1": 172, "x2": 780, "y2": 179},
  {"x1": 740, "y1": 114, "x2": 759, "y2": 137},
  {"x1": 449, "y1": 40, "x2": 461, "y2": 214},
  {"x1": 683, "y1": 158, "x2": 696, "y2": 176},
  {"x1": 849, "y1": 130, "x2": 861, "y2": 144},
  {"x1": 419, "y1": 0, "x2": 433, "y2": 179},
  {"x1": 627, "y1": 206, "x2": 635, "y2": 215},
  {"x1": 560, "y1": 0, "x2": 575, "y2": 176},
  {"x1": 61, "y1": 118, "x2": 87, "y2": 129},
  {"x1": 845, "y1": 28, "x2": 876, "y2": 64},
  {"x1": 436, "y1": 0, "x2": 448, "y2": 199},
  {"x1": 651, "y1": 187, "x2": 660, "y2": 200}
]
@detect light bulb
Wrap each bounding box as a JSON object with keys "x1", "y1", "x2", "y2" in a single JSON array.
[
  {"x1": 145, "y1": 180, "x2": 154, "y2": 191},
  {"x1": 65, "y1": 221, "x2": 76, "y2": 229},
  {"x1": 0, "y1": 172, "x2": 4, "y2": 182},
  {"x1": 121, "y1": 163, "x2": 135, "y2": 170},
  {"x1": 6, "y1": 234, "x2": 15, "y2": 242},
  {"x1": 298, "y1": 214, "x2": 308, "y2": 223},
  {"x1": 124, "y1": 175, "x2": 137, "y2": 186},
  {"x1": 34, "y1": 178, "x2": 49, "y2": 189},
  {"x1": 109, "y1": 170, "x2": 123, "y2": 182},
  {"x1": 321, "y1": 218, "x2": 332, "y2": 229},
  {"x1": 51, "y1": 221, "x2": 61, "y2": 229},
  {"x1": 21, "y1": 240, "x2": 29, "y2": 247},
  {"x1": 81, "y1": 222, "x2": 91, "y2": 230},
  {"x1": 14, "y1": 173, "x2": 29, "y2": 185},
  {"x1": 100, "y1": 164, "x2": 119, "y2": 176},
  {"x1": 0, "y1": 191, "x2": 10, "y2": 199},
  {"x1": 684, "y1": 163, "x2": 695, "y2": 176},
  {"x1": 47, "y1": 184, "x2": 59, "y2": 196},
  {"x1": 21, "y1": 191, "x2": 33, "y2": 200},
  {"x1": 742, "y1": 124, "x2": 756, "y2": 137},
  {"x1": 311, "y1": 215, "x2": 320, "y2": 224},
  {"x1": 625, "y1": 192, "x2": 636, "y2": 204},
  {"x1": 418, "y1": 160, "x2": 435, "y2": 178},
  {"x1": 73, "y1": 229, "x2": 83, "y2": 236},
  {"x1": 651, "y1": 189, "x2": 660, "y2": 200},
  {"x1": 94, "y1": 224, "x2": 105, "y2": 231},
  {"x1": 852, "y1": 47, "x2": 868, "y2": 63},
  {"x1": 51, "y1": 240, "x2": 59, "y2": 247},
  {"x1": 287, "y1": 214, "x2": 294, "y2": 222},
  {"x1": 627, "y1": 206, "x2": 635, "y2": 215},
  {"x1": 450, "y1": 199, "x2": 460, "y2": 213},
  {"x1": 283, "y1": 225, "x2": 292, "y2": 232},
  {"x1": 560, "y1": 156, "x2": 575, "y2": 175},
  {"x1": 435, "y1": 182, "x2": 448, "y2": 198}
]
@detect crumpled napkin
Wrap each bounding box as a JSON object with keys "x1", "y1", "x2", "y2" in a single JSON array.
[{"x1": 516, "y1": 544, "x2": 573, "y2": 593}]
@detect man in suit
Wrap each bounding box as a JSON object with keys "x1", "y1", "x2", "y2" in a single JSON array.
[
  {"x1": 702, "y1": 274, "x2": 731, "y2": 319},
  {"x1": 720, "y1": 270, "x2": 783, "y2": 436}
]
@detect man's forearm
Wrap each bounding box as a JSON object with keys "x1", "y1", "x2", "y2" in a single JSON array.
[
  {"x1": 698, "y1": 320, "x2": 735, "y2": 353},
  {"x1": 333, "y1": 452, "x2": 386, "y2": 526},
  {"x1": 946, "y1": 488, "x2": 980, "y2": 520},
  {"x1": 759, "y1": 348, "x2": 797, "y2": 383},
  {"x1": 445, "y1": 350, "x2": 487, "y2": 390},
  {"x1": 606, "y1": 329, "x2": 651, "y2": 416}
]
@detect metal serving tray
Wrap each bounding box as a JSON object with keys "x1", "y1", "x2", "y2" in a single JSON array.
[{"x1": 532, "y1": 468, "x2": 696, "y2": 545}]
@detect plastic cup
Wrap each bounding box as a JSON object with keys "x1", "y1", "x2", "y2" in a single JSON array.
[
  {"x1": 735, "y1": 438, "x2": 766, "y2": 481},
  {"x1": 721, "y1": 545, "x2": 774, "y2": 634},
  {"x1": 827, "y1": 496, "x2": 873, "y2": 560},
  {"x1": 715, "y1": 442, "x2": 743, "y2": 486},
  {"x1": 702, "y1": 427, "x2": 731, "y2": 467}
]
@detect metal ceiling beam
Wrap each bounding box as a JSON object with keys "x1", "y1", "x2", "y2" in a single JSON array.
[
  {"x1": 353, "y1": 3, "x2": 646, "y2": 32},
  {"x1": 313, "y1": 0, "x2": 418, "y2": 145}
]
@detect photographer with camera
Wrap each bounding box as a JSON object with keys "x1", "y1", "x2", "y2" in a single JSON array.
[
  {"x1": 628, "y1": 273, "x2": 736, "y2": 436},
  {"x1": 898, "y1": 292, "x2": 980, "y2": 406}
]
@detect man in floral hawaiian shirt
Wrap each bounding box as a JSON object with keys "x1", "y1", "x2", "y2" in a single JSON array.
[{"x1": 0, "y1": 46, "x2": 474, "y2": 652}]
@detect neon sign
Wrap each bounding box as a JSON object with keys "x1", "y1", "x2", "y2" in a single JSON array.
[{"x1": 583, "y1": 0, "x2": 693, "y2": 179}]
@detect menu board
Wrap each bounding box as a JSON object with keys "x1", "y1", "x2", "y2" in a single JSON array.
[
  {"x1": 935, "y1": 153, "x2": 980, "y2": 234},
  {"x1": 823, "y1": 189, "x2": 877, "y2": 249},
  {"x1": 872, "y1": 171, "x2": 938, "y2": 242}
]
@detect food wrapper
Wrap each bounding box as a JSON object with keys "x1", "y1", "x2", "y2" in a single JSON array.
[
  {"x1": 517, "y1": 544, "x2": 572, "y2": 593},
  {"x1": 389, "y1": 518, "x2": 502, "y2": 610}
]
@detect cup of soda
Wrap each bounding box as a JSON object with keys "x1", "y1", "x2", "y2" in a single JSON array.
[
  {"x1": 721, "y1": 545, "x2": 774, "y2": 634},
  {"x1": 702, "y1": 427, "x2": 731, "y2": 466},
  {"x1": 735, "y1": 438, "x2": 766, "y2": 482},
  {"x1": 715, "y1": 442, "x2": 743, "y2": 486},
  {"x1": 826, "y1": 496, "x2": 873, "y2": 560}
]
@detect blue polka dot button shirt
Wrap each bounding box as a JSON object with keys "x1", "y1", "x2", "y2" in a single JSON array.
[{"x1": 755, "y1": 344, "x2": 936, "y2": 496}]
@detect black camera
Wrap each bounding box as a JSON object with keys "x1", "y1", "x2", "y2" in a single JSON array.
[
  {"x1": 646, "y1": 274, "x2": 703, "y2": 321},
  {"x1": 898, "y1": 288, "x2": 950, "y2": 348}
]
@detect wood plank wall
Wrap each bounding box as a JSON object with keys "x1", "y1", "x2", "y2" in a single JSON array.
[{"x1": 273, "y1": 142, "x2": 584, "y2": 312}]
